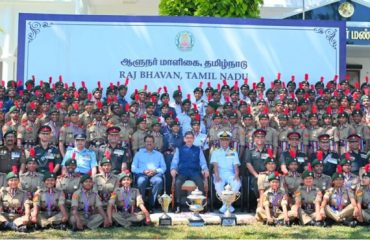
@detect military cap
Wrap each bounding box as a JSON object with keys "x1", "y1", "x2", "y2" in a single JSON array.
[
  {"x1": 6, "y1": 172, "x2": 18, "y2": 181},
  {"x1": 253, "y1": 129, "x2": 267, "y2": 136},
  {"x1": 106, "y1": 126, "x2": 121, "y2": 135},
  {"x1": 151, "y1": 119, "x2": 161, "y2": 127},
  {"x1": 223, "y1": 101, "x2": 233, "y2": 108},
  {"x1": 118, "y1": 170, "x2": 132, "y2": 181},
  {"x1": 173, "y1": 90, "x2": 182, "y2": 98},
  {"x1": 218, "y1": 131, "x2": 232, "y2": 140},
  {"x1": 38, "y1": 125, "x2": 52, "y2": 134},
  {"x1": 362, "y1": 165, "x2": 370, "y2": 178},
  {"x1": 118, "y1": 84, "x2": 128, "y2": 90},
  {"x1": 182, "y1": 98, "x2": 191, "y2": 106},
  {"x1": 292, "y1": 112, "x2": 303, "y2": 118},
  {"x1": 207, "y1": 101, "x2": 219, "y2": 110},
  {"x1": 43, "y1": 172, "x2": 56, "y2": 181},
  {"x1": 340, "y1": 158, "x2": 351, "y2": 166},
  {"x1": 228, "y1": 111, "x2": 238, "y2": 118},
  {"x1": 264, "y1": 157, "x2": 277, "y2": 165},
  {"x1": 221, "y1": 84, "x2": 230, "y2": 91},
  {"x1": 8, "y1": 106, "x2": 20, "y2": 114},
  {"x1": 352, "y1": 109, "x2": 363, "y2": 116},
  {"x1": 74, "y1": 133, "x2": 87, "y2": 140},
  {"x1": 259, "y1": 113, "x2": 269, "y2": 120},
  {"x1": 287, "y1": 132, "x2": 301, "y2": 139},
  {"x1": 100, "y1": 157, "x2": 112, "y2": 166},
  {"x1": 189, "y1": 109, "x2": 199, "y2": 116},
  {"x1": 347, "y1": 134, "x2": 361, "y2": 142},
  {"x1": 302, "y1": 169, "x2": 314, "y2": 179},
  {"x1": 193, "y1": 87, "x2": 204, "y2": 93},
  {"x1": 242, "y1": 113, "x2": 253, "y2": 119},
  {"x1": 191, "y1": 119, "x2": 200, "y2": 126},
  {"x1": 170, "y1": 119, "x2": 180, "y2": 127},
  {"x1": 256, "y1": 81, "x2": 265, "y2": 88},
  {"x1": 268, "y1": 172, "x2": 280, "y2": 182},
  {"x1": 332, "y1": 166, "x2": 344, "y2": 180},
  {"x1": 318, "y1": 134, "x2": 330, "y2": 142},
  {"x1": 146, "y1": 102, "x2": 154, "y2": 108},
  {"x1": 65, "y1": 158, "x2": 77, "y2": 166},
  {"x1": 3, "y1": 129, "x2": 16, "y2": 138},
  {"x1": 212, "y1": 111, "x2": 223, "y2": 120},
  {"x1": 136, "y1": 116, "x2": 147, "y2": 125},
  {"x1": 337, "y1": 112, "x2": 349, "y2": 118},
  {"x1": 49, "y1": 107, "x2": 60, "y2": 115},
  {"x1": 278, "y1": 114, "x2": 289, "y2": 120},
  {"x1": 80, "y1": 174, "x2": 92, "y2": 184},
  {"x1": 308, "y1": 113, "x2": 319, "y2": 119}
]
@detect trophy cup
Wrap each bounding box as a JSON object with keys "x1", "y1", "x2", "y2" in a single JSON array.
[
  {"x1": 158, "y1": 192, "x2": 172, "y2": 226},
  {"x1": 216, "y1": 184, "x2": 240, "y2": 226},
  {"x1": 186, "y1": 187, "x2": 207, "y2": 227}
]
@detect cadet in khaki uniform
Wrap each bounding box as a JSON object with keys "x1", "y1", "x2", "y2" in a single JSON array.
[
  {"x1": 258, "y1": 113, "x2": 278, "y2": 155},
  {"x1": 242, "y1": 113, "x2": 256, "y2": 151},
  {"x1": 107, "y1": 171, "x2": 151, "y2": 228},
  {"x1": 116, "y1": 112, "x2": 134, "y2": 147},
  {"x1": 86, "y1": 107, "x2": 107, "y2": 150},
  {"x1": 276, "y1": 113, "x2": 292, "y2": 154},
  {"x1": 280, "y1": 132, "x2": 307, "y2": 174},
  {"x1": 290, "y1": 112, "x2": 309, "y2": 154},
  {"x1": 148, "y1": 119, "x2": 164, "y2": 151},
  {"x1": 70, "y1": 175, "x2": 110, "y2": 230},
  {"x1": 341, "y1": 134, "x2": 368, "y2": 174},
  {"x1": 351, "y1": 108, "x2": 370, "y2": 152},
  {"x1": 0, "y1": 172, "x2": 32, "y2": 232},
  {"x1": 208, "y1": 111, "x2": 229, "y2": 150},
  {"x1": 356, "y1": 165, "x2": 370, "y2": 224},
  {"x1": 320, "y1": 165, "x2": 359, "y2": 227},
  {"x1": 17, "y1": 106, "x2": 39, "y2": 150},
  {"x1": 340, "y1": 158, "x2": 360, "y2": 192},
  {"x1": 256, "y1": 149, "x2": 277, "y2": 207},
  {"x1": 93, "y1": 156, "x2": 119, "y2": 208},
  {"x1": 19, "y1": 150, "x2": 44, "y2": 200},
  {"x1": 56, "y1": 158, "x2": 81, "y2": 208},
  {"x1": 255, "y1": 172, "x2": 295, "y2": 226},
  {"x1": 0, "y1": 129, "x2": 26, "y2": 174},
  {"x1": 322, "y1": 112, "x2": 340, "y2": 153},
  {"x1": 293, "y1": 164, "x2": 324, "y2": 226},
  {"x1": 281, "y1": 155, "x2": 302, "y2": 206},
  {"x1": 311, "y1": 155, "x2": 332, "y2": 192},
  {"x1": 307, "y1": 112, "x2": 325, "y2": 155},
  {"x1": 79, "y1": 100, "x2": 94, "y2": 127},
  {"x1": 131, "y1": 116, "x2": 148, "y2": 153},
  {"x1": 0, "y1": 173, "x2": 6, "y2": 188},
  {"x1": 228, "y1": 111, "x2": 246, "y2": 158},
  {"x1": 337, "y1": 112, "x2": 356, "y2": 154},
  {"x1": 31, "y1": 172, "x2": 68, "y2": 230}
]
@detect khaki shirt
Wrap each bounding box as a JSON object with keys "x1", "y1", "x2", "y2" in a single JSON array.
[
  {"x1": 313, "y1": 173, "x2": 332, "y2": 192},
  {"x1": 71, "y1": 189, "x2": 102, "y2": 212},
  {"x1": 0, "y1": 187, "x2": 31, "y2": 213},
  {"x1": 108, "y1": 187, "x2": 144, "y2": 210},
  {"x1": 19, "y1": 171, "x2": 44, "y2": 194},
  {"x1": 131, "y1": 129, "x2": 147, "y2": 153},
  {"x1": 56, "y1": 173, "x2": 81, "y2": 202},
  {"x1": 93, "y1": 173, "x2": 119, "y2": 203},
  {"x1": 33, "y1": 188, "x2": 65, "y2": 211},
  {"x1": 17, "y1": 120, "x2": 39, "y2": 145},
  {"x1": 324, "y1": 187, "x2": 354, "y2": 210}
]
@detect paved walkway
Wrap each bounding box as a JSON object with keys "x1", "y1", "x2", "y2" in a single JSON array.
[{"x1": 150, "y1": 211, "x2": 256, "y2": 225}]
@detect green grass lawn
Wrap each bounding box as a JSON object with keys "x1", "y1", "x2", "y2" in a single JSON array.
[{"x1": 2, "y1": 223, "x2": 370, "y2": 239}]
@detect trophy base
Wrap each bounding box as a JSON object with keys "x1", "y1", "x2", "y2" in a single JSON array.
[
  {"x1": 159, "y1": 215, "x2": 172, "y2": 226},
  {"x1": 188, "y1": 218, "x2": 205, "y2": 227},
  {"x1": 221, "y1": 216, "x2": 237, "y2": 226}
]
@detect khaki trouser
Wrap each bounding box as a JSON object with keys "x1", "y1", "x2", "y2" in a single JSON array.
[
  {"x1": 37, "y1": 212, "x2": 65, "y2": 228},
  {"x1": 255, "y1": 206, "x2": 295, "y2": 222},
  {"x1": 69, "y1": 212, "x2": 104, "y2": 230},
  {"x1": 298, "y1": 208, "x2": 317, "y2": 225},
  {"x1": 362, "y1": 209, "x2": 370, "y2": 222},
  {"x1": 112, "y1": 211, "x2": 145, "y2": 227},
  {"x1": 325, "y1": 205, "x2": 354, "y2": 222},
  {"x1": 0, "y1": 213, "x2": 27, "y2": 227}
]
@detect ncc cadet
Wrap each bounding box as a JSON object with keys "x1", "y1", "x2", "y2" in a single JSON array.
[
  {"x1": 177, "y1": 97, "x2": 192, "y2": 135},
  {"x1": 309, "y1": 134, "x2": 340, "y2": 177},
  {"x1": 356, "y1": 165, "x2": 370, "y2": 225},
  {"x1": 86, "y1": 103, "x2": 107, "y2": 151},
  {"x1": 0, "y1": 172, "x2": 32, "y2": 232},
  {"x1": 56, "y1": 158, "x2": 81, "y2": 208},
  {"x1": 276, "y1": 112, "x2": 292, "y2": 154},
  {"x1": 255, "y1": 172, "x2": 294, "y2": 226},
  {"x1": 70, "y1": 174, "x2": 110, "y2": 230},
  {"x1": 0, "y1": 129, "x2": 26, "y2": 174},
  {"x1": 203, "y1": 100, "x2": 218, "y2": 131},
  {"x1": 311, "y1": 152, "x2": 332, "y2": 193},
  {"x1": 306, "y1": 109, "x2": 325, "y2": 155},
  {"x1": 193, "y1": 83, "x2": 207, "y2": 119},
  {"x1": 351, "y1": 107, "x2": 370, "y2": 152},
  {"x1": 115, "y1": 108, "x2": 134, "y2": 149},
  {"x1": 281, "y1": 152, "x2": 303, "y2": 205},
  {"x1": 31, "y1": 172, "x2": 68, "y2": 230},
  {"x1": 191, "y1": 118, "x2": 208, "y2": 151},
  {"x1": 340, "y1": 157, "x2": 360, "y2": 192},
  {"x1": 131, "y1": 115, "x2": 148, "y2": 153},
  {"x1": 341, "y1": 134, "x2": 368, "y2": 174},
  {"x1": 144, "y1": 101, "x2": 156, "y2": 129},
  {"x1": 2, "y1": 106, "x2": 21, "y2": 134},
  {"x1": 293, "y1": 164, "x2": 324, "y2": 226},
  {"x1": 33, "y1": 125, "x2": 62, "y2": 174},
  {"x1": 290, "y1": 111, "x2": 309, "y2": 154},
  {"x1": 98, "y1": 126, "x2": 128, "y2": 174},
  {"x1": 93, "y1": 152, "x2": 119, "y2": 208},
  {"x1": 107, "y1": 171, "x2": 151, "y2": 228},
  {"x1": 228, "y1": 111, "x2": 246, "y2": 158},
  {"x1": 59, "y1": 105, "x2": 85, "y2": 157},
  {"x1": 45, "y1": 106, "x2": 62, "y2": 146},
  {"x1": 321, "y1": 109, "x2": 339, "y2": 152},
  {"x1": 242, "y1": 112, "x2": 256, "y2": 151},
  {"x1": 163, "y1": 119, "x2": 183, "y2": 193},
  {"x1": 257, "y1": 112, "x2": 278, "y2": 155},
  {"x1": 19, "y1": 148, "x2": 44, "y2": 200},
  {"x1": 208, "y1": 111, "x2": 229, "y2": 151},
  {"x1": 170, "y1": 86, "x2": 183, "y2": 116},
  {"x1": 107, "y1": 103, "x2": 121, "y2": 127},
  {"x1": 280, "y1": 132, "x2": 307, "y2": 174},
  {"x1": 211, "y1": 131, "x2": 241, "y2": 213},
  {"x1": 256, "y1": 149, "x2": 277, "y2": 206},
  {"x1": 17, "y1": 102, "x2": 39, "y2": 150},
  {"x1": 79, "y1": 98, "x2": 94, "y2": 127},
  {"x1": 337, "y1": 111, "x2": 356, "y2": 154},
  {"x1": 320, "y1": 165, "x2": 359, "y2": 227},
  {"x1": 148, "y1": 119, "x2": 164, "y2": 151}
]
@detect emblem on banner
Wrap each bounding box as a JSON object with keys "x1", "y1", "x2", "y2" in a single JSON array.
[{"x1": 176, "y1": 31, "x2": 194, "y2": 51}]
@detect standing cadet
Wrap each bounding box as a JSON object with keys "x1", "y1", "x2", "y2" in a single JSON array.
[
  {"x1": 341, "y1": 134, "x2": 368, "y2": 174},
  {"x1": 0, "y1": 129, "x2": 26, "y2": 174},
  {"x1": 356, "y1": 165, "x2": 370, "y2": 225},
  {"x1": 56, "y1": 158, "x2": 81, "y2": 208},
  {"x1": 0, "y1": 172, "x2": 32, "y2": 232},
  {"x1": 107, "y1": 171, "x2": 151, "y2": 227},
  {"x1": 276, "y1": 113, "x2": 292, "y2": 154},
  {"x1": 148, "y1": 119, "x2": 164, "y2": 151},
  {"x1": 320, "y1": 165, "x2": 359, "y2": 227},
  {"x1": 34, "y1": 125, "x2": 62, "y2": 174},
  {"x1": 211, "y1": 131, "x2": 241, "y2": 213},
  {"x1": 45, "y1": 106, "x2": 62, "y2": 146},
  {"x1": 208, "y1": 111, "x2": 228, "y2": 151},
  {"x1": 17, "y1": 102, "x2": 39, "y2": 150},
  {"x1": 70, "y1": 175, "x2": 110, "y2": 230},
  {"x1": 131, "y1": 116, "x2": 148, "y2": 153},
  {"x1": 86, "y1": 104, "x2": 107, "y2": 152},
  {"x1": 293, "y1": 164, "x2": 324, "y2": 226},
  {"x1": 258, "y1": 112, "x2": 278, "y2": 155},
  {"x1": 306, "y1": 111, "x2": 325, "y2": 155},
  {"x1": 97, "y1": 126, "x2": 128, "y2": 174},
  {"x1": 351, "y1": 107, "x2": 370, "y2": 152},
  {"x1": 280, "y1": 132, "x2": 307, "y2": 174},
  {"x1": 31, "y1": 172, "x2": 69, "y2": 230},
  {"x1": 281, "y1": 153, "x2": 303, "y2": 206},
  {"x1": 228, "y1": 111, "x2": 246, "y2": 159},
  {"x1": 290, "y1": 112, "x2": 309, "y2": 154},
  {"x1": 337, "y1": 111, "x2": 356, "y2": 154},
  {"x1": 340, "y1": 157, "x2": 360, "y2": 192},
  {"x1": 242, "y1": 112, "x2": 256, "y2": 151},
  {"x1": 93, "y1": 152, "x2": 119, "y2": 208},
  {"x1": 311, "y1": 152, "x2": 332, "y2": 193},
  {"x1": 322, "y1": 110, "x2": 340, "y2": 153}
]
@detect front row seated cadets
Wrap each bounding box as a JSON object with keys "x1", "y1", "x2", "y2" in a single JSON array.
[
  {"x1": 107, "y1": 171, "x2": 151, "y2": 227},
  {"x1": 211, "y1": 131, "x2": 241, "y2": 213},
  {"x1": 356, "y1": 165, "x2": 370, "y2": 225}
]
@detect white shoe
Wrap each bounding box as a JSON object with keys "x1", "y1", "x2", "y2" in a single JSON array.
[
  {"x1": 229, "y1": 205, "x2": 235, "y2": 213},
  {"x1": 219, "y1": 204, "x2": 226, "y2": 213}
]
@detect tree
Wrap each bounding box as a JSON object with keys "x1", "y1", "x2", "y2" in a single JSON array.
[{"x1": 159, "y1": 0, "x2": 263, "y2": 18}]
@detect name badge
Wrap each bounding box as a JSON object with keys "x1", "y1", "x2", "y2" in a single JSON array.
[
  {"x1": 113, "y1": 149, "x2": 124, "y2": 156},
  {"x1": 297, "y1": 157, "x2": 305, "y2": 163},
  {"x1": 261, "y1": 153, "x2": 268, "y2": 159},
  {"x1": 361, "y1": 154, "x2": 367, "y2": 159},
  {"x1": 11, "y1": 152, "x2": 20, "y2": 159},
  {"x1": 327, "y1": 158, "x2": 338, "y2": 164},
  {"x1": 82, "y1": 155, "x2": 91, "y2": 161},
  {"x1": 46, "y1": 153, "x2": 55, "y2": 159}
]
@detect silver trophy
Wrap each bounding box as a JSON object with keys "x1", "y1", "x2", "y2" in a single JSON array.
[
  {"x1": 216, "y1": 184, "x2": 240, "y2": 226},
  {"x1": 158, "y1": 192, "x2": 172, "y2": 226},
  {"x1": 186, "y1": 187, "x2": 207, "y2": 226}
]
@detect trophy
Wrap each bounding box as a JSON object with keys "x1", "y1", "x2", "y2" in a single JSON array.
[
  {"x1": 216, "y1": 184, "x2": 240, "y2": 226},
  {"x1": 186, "y1": 187, "x2": 207, "y2": 227},
  {"x1": 158, "y1": 192, "x2": 172, "y2": 226}
]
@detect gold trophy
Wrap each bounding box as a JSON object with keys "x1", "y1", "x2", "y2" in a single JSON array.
[
  {"x1": 216, "y1": 184, "x2": 240, "y2": 226},
  {"x1": 158, "y1": 192, "x2": 172, "y2": 226},
  {"x1": 186, "y1": 187, "x2": 207, "y2": 226}
]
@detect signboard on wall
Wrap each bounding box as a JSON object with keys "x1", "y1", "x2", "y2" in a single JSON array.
[{"x1": 17, "y1": 13, "x2": 346, "y2": 96}]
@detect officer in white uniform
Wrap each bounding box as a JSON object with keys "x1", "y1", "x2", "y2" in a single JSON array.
[{"x1": 210, "y1": 131, "x2": 241, "y2": 213}]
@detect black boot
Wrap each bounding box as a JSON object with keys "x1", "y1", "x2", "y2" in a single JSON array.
[
  {"x1": 314, "y1": 220, "x2": 323, "y2": 227},
  {"x1": 16, "y1": 225, "x2": 28, "y2": 233}
]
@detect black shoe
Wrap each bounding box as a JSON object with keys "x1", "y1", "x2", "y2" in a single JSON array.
[
  {"x1": 307, "y1": 220, "x2": 315, "y2": 226},
  {"x1": 276, "y1": 220, "x2": 284, "y2": 226},
  {"x1": 266, "y1": 221, "x2": 275, "y2": 226},
  {"x1": 350, "y1": 220, "x2": 357, "y2": 228},
  {"x1": 16, "y1": 225, "x2": 28, "y2": 233},
  {"x1": 284, "y1": 221, "x2": 291, "y2": 227},
  {"x1": 314, "y1": 221, "x2": 323, "y2": 227},
  {"x1": 59, "y1": 223, "x2": 67, "y2": 230}
]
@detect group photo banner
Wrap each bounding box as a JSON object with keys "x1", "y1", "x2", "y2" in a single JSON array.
[{"x1": 17, "y1": 13, "x2": 346, "y2": 97}]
